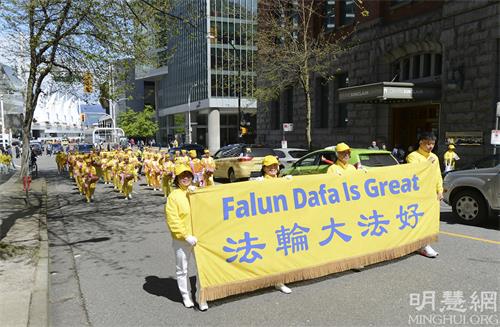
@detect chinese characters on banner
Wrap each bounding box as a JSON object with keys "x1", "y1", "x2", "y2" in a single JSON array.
[{"x1": 190, "y1": 162, "x2": 440, "y2": 302}]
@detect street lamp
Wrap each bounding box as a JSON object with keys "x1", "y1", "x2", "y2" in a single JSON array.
[
  {"x1": 229, "y1": 40, "x2": 242, "y2": 141},
  {"x1": 187, "y1": 82, "x2": 198, "y2": 144},
  {"x1": 0, "y1": 94, "x2": 5, "y2": 149}
]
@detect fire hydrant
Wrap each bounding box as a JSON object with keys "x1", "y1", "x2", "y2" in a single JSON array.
[{"x1": 23, "y1": 175, "x2": 32, "y2": 192}]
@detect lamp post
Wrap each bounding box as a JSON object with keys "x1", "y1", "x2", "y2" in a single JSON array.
[
  {"x1": 0, "y1": 94, "x2": 5, "y2": 149},
  {"x1": 229, "y1": 40, "x2": 242, "y2": 141},
  {"x1": 187, "y1": 82, "x2": 198, "y2": 144}
]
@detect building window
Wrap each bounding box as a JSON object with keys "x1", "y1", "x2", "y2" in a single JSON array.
[
  {"x1": 335, "y1": 74, "x2": 348, "y2": 128},
  {"x1": 315, "y1": 77, "x2": 329, "y2": 128},
  {"x1": 325, "y1": 1, "x2": 336, "y2": 30},
  {"x1": 270, "y1": 99, "x2": 280, "y2": 130},
  {"x1": 284, "y1": 87, "x2": 294, "y2": 123},
  {"x1": 393, "y1": 53, "x2": 442, "y2": 82},
  {"x1": 340, "y1": 0, "x2": 355, "y2": 26}
]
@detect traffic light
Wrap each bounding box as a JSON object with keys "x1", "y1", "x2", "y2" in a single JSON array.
[
  {"x1": 83, "y1": 72, "x2": 93, "y2": 93},
  {"x1": 80, "y1": 113, "x2": 86, "y2": 122}
]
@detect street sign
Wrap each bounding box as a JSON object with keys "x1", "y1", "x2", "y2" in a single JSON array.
[
  {"x1": 283, "y1": 123, "x2": 293, "y2": 132},
  {"x1": 491, "y1": 130, "x2": 500, "y2": 145}
]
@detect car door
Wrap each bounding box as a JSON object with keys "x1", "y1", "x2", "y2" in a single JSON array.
[{"x1": 474, "y1": 155, "x2": 500, "y2": 209}]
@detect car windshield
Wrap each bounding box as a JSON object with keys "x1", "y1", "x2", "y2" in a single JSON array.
[
  {"x1": 247, "y1": 147, "x2": 275, "y2": 157},
  {"x1": 467, "y1": 154, "x2": 500, "y2": 169},
  {"x1": 358, "y1": 153, "x2": 398, "y2": 167},
  {"x1": 289, "y1": 150, "x2": 308, "y2": 158}
]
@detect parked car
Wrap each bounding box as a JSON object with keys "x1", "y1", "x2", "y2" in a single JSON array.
[
  {"x1": 443, "y1": 154, "x2": 499, "y2": 225},
  {"x1": 213, "y1": 144, "x2": 277, "y2": 182},
  {"x1": 279, "y1": 148, "x2": 399, "y2": 176},
  {"x1": 52, "y1": 143, "x2": 64, "y2": 153},
  {"x1": 77, "y1": 143, "x2": 94, "y2": 153},
  {"x1": 169, "y1": 143, "x2": 205, "y2": 158},
  {"x1": 273, "y1": 148, "x2": 309, "y2": 169}
]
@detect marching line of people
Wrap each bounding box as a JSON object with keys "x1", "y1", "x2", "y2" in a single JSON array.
[
  {"x1": 52, "y1": 135, "x2": 442, "y2": 312},
  {"x1": 55, "y1": 147, "x2": 217, "y2": 203}
]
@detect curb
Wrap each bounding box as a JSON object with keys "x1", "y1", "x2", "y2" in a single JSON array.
[{"x1": 28, "y1": 178, "x2": 49, "y2": 327}]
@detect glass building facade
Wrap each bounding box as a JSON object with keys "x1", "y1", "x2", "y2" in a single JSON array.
[{"x1": 154, "y1": 0, "x2": 257, "y2": 150}]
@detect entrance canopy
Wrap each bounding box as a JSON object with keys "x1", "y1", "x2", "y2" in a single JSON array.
[{"x1": 338, "y1": 82, "x2": 440, "y2": 103}]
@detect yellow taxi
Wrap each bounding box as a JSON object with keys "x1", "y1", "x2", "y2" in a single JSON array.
[{"x1": 213, "y1": 144, "x2": 277, "y2": 182}]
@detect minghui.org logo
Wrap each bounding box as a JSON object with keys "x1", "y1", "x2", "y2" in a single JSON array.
[
  {"x1": 408, "y1": 314, "x2": 498, "y2": 325},
  {"x1": 408, "y1": 291, "x2": 498, "y2": 325}
]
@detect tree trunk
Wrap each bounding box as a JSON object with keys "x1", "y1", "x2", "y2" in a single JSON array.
[{"x1": 19, "y1": 71, "x2": 36, "y2": 181}]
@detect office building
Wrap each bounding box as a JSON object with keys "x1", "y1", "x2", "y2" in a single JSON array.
[{"x1": 138, "y1": 0, "x2": 258, "y2": 152}]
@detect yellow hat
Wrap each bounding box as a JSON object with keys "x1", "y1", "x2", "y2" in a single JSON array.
[
  {"x1": 189, "y1": 150, "x2": 197, "y2": 158},
  {"x1": 204, "y1": 149, "x2": 210, "y2": 154},
  {"x1": 335, "y1": 142, "x2": 351, "y2": 152},
  {"x1": 181, "y1": 149, "x2": 187, "y2": 154},
  {"x1": 448, "y1": 144, "x2": 455, "y2": 150},
  {"x1": 174, "y1": 163, "x2": 193, "y2": 177},
  {"x1": 262, "y1": 155, "x2": 279, "y2": 167}
]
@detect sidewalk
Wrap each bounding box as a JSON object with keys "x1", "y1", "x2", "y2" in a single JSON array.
[{"x1": 0, "y1": 171, "x2": 48, "y2": 327}]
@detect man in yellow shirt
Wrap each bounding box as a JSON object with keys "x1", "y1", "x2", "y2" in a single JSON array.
[
  {"x1": 326, "y1": 143, "x2": 357, "y2": 176},
  {"x1": 406, "y1": 132, "x2": 442, "y2": 258}
]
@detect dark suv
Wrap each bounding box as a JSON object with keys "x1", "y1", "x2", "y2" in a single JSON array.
[{"x1": 213, "y1": 144, "x2": 277, "y2": 182}]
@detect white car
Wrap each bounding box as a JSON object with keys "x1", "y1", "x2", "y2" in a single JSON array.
[{"x1": 273, "y1": 148, "x2": 309, "y2": 170}]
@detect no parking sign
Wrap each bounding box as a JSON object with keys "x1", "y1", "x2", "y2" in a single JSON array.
[{"x1": 491, "y1": 130, "x2": 500, "y2": 145}]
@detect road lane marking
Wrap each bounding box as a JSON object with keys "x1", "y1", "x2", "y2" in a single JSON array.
[{"x1": 440, "y1": 231, "x2": 500, "y2": 245}]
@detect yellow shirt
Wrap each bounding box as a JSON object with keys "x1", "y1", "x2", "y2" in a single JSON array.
[
  {"x1": 165, "y1": 188, "x2": 192, "y2": 240},
  {"x1": 326, "y1": 161, "x2": 356, "y2": 175},
  {"x1": 443, "y1": 150, "x2": 459, "y2": 168},
  {"x1": 406, "y1": 148, "x2": 443, "y2": 193}
]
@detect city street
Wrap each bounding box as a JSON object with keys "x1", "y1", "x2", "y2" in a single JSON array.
[{"x1": 31, "y1": 155, "x2": 499, "y2": 326}]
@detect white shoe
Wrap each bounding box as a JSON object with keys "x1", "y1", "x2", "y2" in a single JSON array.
[
  {"x1": 182, "y1": 296, "x2": 194, "y2": 308},
  {"x1": 128, "y1": 194, "x2": 132, "y2": 199},
  {"x1": 275, "y1": 283, "x2": 292, "y2": 294},
  {"x1": 419, "y1": 245, "x2": 439, "y2": 258},
  {"x1": 199, "y1": 302, "x2": 208, "y2": 311}
]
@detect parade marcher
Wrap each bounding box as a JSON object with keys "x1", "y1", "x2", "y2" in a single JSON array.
[
  {"x1": 160, "y1": 153, "x2": 175, "y2": 197},
  {"x1": 443, "y1": 144, "x2": 460, "y2": 173},
  {"x1": 200, "y1": 149, "x2": 215, "y2": 187},
  {"x1": 83, "y1": 159, "x2": 99, "y2": 203},
  {"x1": 121, "y1": 156, "x2": 138, "y2": 200},
  {"x1": 165, "y1": 163, "x2": 208, "y2": 311},
  {"x1": 326, "y1": 143, "x2": 357, "y2": 176},
  {"x1": 188, "y1": 150, "x2": 203, "y2": 186},
  {"x1": 406, "y1": 132, "x2": 442, "y2": 258},
  {"x1": 257, "y1": 155, "x2": 293, "y2": 294}
]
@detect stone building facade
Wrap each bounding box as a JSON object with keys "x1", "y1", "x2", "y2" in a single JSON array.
[{"x1": 256, "y1": 0, "x2": 499, "y2": 165}]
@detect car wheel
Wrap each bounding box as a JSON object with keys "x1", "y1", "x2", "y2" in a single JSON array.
[
  {"x1": 228, "y1": 169, "x2": 237, "y2": 183},
  {"x1": 451, "y1": 189, "x2": 488, "y2": 225}
]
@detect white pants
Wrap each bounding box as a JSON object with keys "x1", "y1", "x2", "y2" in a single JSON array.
[{"x1": 172, "y1": 239, "x2": 200, "y2": 302}]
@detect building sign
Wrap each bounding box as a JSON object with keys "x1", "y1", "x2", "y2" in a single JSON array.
[
  {"x1": 338, "y1": 82, "x2": 440, "y2": 103},
  {"x1": 283, "y1": 123, "x2": 293, "y2": 132},
  {"x1": 491, "y1": 130, "x2": 500, "y2": 145},
  {"x1": 445, "y1": 131, "x2": 483, "y2": 146}
]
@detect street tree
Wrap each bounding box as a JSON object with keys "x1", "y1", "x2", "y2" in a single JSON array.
[
  {"x1": 256, "y1": 0, "x2": 368, "y2": 150},
  {"x1": 117, "y1": 105, "x2": 158, "y2": 141},
  {"x1": 0, "y1": 0, "x2": 193, "y2": 179}
]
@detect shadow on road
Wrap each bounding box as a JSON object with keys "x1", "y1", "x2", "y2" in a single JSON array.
[
  {"x1": 143, "y1": 275, "x2": 197, "y2": 305},
  {"x1": 440, "y1": 212, "x2": 499, "y2": 231}
]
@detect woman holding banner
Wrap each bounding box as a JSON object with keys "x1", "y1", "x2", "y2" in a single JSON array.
[
  {"x1": 259, "y1": 155, "x2": 293, "y2": 294},
  {"x1": 165, "y1": 163, "x2": 208, "y2": 311}
]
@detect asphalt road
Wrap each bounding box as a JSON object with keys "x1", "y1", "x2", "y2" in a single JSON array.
[{"x1": 33, "y1": 155, "x2": 499, "y2": 327}]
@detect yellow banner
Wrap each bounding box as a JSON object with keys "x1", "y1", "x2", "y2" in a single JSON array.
[{"x1": 191, "y1": 162, "x2": 439, "y2": 302}]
